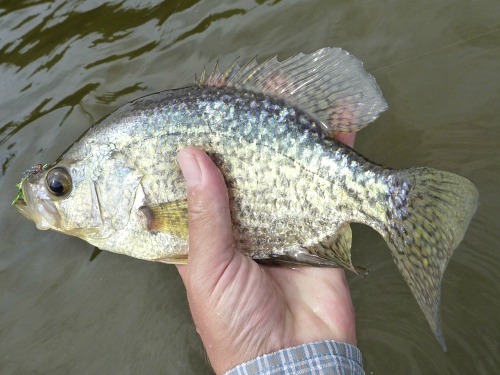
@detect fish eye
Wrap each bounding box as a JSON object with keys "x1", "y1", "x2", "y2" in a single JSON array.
[{"x1": 46, "y1": 167, "x2": 72, "y2": 197}]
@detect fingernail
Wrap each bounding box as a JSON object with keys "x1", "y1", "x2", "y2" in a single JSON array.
[{"x1": 178, "y1": 149, "x2": 201, "y2": 187}]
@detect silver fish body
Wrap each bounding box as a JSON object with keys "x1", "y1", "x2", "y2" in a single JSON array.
[
  {"x1": 60, "y1": 86, "x2": 389, "y2": 260},
  {"x1": 14, "y1": 48, "x2": 478, "y2": 350}
]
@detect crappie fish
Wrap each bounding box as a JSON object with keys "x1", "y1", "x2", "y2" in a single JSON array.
[{"x1": 14, "y1": 48, "x2": 478, "y2": 349}]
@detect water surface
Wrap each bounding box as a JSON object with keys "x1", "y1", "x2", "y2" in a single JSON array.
[{"x1": 1, "y1": 1, "x2": 499, "y2": 373}]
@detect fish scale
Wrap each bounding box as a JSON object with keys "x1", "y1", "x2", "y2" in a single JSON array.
[
  {"x1": 14, "y1": 48, "x2": 478, "y2": 350},
  {"x1": 79, "y1": 85, "x2": 381, "y2": 257}
]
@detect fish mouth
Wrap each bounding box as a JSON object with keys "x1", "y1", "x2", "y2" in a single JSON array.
[
  {"x1": 14, "y1": 197, "x2": 32, "y2": 220},
  {"x1": 14, "y1": 179, "x2": 59, "y2": 230},
  {"x1": 13, "y1": 196, "x2": 27, "y2": 206},
  {"x1": 14, "y1": 178, "x2": 101, "y2": 238},
  {"x1": 13, "y1": 185, "x2": 33, "y2": 221}
]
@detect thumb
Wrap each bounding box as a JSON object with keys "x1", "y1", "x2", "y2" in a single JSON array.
[{"x1": 177, "y1": 147, "x2": 236, "y2": 290}]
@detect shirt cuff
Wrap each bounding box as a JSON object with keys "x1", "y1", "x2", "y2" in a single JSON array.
[{"x1": 224, "y1": 340, "x2": 364, "y2": 375}]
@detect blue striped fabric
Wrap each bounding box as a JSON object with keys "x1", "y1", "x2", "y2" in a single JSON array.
[{"x1": 224, "y1": 340, "x2": 364, "y2": 375}]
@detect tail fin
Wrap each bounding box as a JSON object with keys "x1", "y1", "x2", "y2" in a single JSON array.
[{"x1": 383, "y1": 167, "x2": 478, "y2": 350}]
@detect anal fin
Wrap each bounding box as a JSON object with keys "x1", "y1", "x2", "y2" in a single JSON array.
[
  {"x1": 257, "y1": 223, "x2": 366, "y2": 275},
  {"x1": 312, "y1": 223, "x2": 367, "y2": 275}
]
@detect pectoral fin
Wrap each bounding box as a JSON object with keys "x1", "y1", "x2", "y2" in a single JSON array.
[{"x1": 139, "y1": 200, "x2": 188, "y2": 239}]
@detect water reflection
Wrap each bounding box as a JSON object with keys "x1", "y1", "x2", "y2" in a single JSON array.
[{"x1": 1, "y1": 0, "x2": 499, "y2": 373}]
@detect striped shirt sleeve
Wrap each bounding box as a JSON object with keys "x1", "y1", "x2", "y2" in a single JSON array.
[{"x1": 224, "y1": 340, "x2": 364, "y2": 375}]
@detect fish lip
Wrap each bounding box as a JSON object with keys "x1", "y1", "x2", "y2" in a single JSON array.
[
  {"x1": 15, "y1": 178, "x2": 60, "y2": 230},
  {"x1": 14, "y1": 183, "x2": 33, "y2": 220},
  {"x1": 16, "y1": 176, "x2": 103, "y2": 238},
  {"x1": 13, "y1": 197, "x2": 26, "y2": 206},
  {"x1": 15, "y1": 198, "x2": 33, "y2": 222}
]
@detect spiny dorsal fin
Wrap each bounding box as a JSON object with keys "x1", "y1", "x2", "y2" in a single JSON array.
[{"x1": 196, "y1": 47, "x2": 388, "y2": 135}]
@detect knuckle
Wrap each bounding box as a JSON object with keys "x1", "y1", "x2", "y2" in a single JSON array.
[{"x1": 187, "y1": 190, "x2": 215, "y2": 227}]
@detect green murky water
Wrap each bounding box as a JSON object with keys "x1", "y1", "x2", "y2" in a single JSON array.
[{"x1": 1, "y1": 1, "x2": 499, "y2": 373}]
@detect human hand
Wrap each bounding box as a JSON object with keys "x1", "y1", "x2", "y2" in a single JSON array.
[{"x1": 176, "y1": 133, "x2": 357, "y2": 374}]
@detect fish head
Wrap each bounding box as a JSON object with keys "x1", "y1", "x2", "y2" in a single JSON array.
[
  {"x1": 13, "y1": 161, "x2": 106, "y2": 239},
  {"x1": 14, "y1": 150, "x2": 146, "y2": 245}
]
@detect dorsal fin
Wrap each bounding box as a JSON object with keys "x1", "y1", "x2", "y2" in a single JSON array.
[{"x1": 196, "y1": 47, "x2": 387, "y2": 135}]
